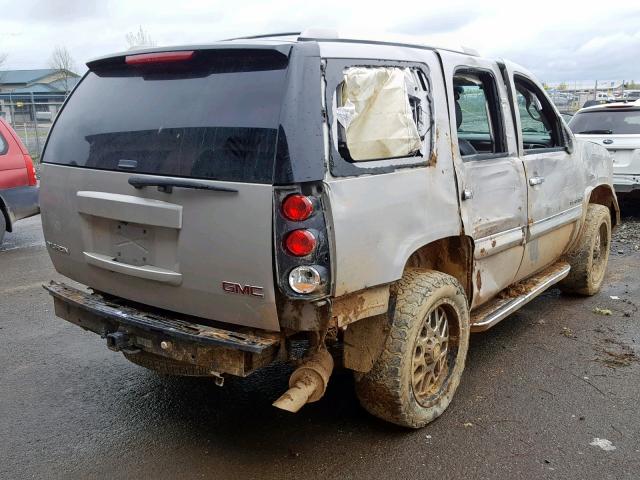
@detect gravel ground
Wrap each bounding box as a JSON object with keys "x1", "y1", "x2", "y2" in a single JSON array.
[{"x1": 611, "y1": 195, "x2": 640, "y2": 254}]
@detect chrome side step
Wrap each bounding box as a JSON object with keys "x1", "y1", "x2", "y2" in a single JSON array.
[{"x1": 470, "y1": 262, "x2": 570, "y2": 332}]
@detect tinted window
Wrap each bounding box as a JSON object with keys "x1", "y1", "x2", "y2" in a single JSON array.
[
  {"x1": 453, "y1": 71, "x2": 507, "y2": 157},
  {"x1": 569, "y1": 110, "x2": 640, "y2": 135},
  {"x1": 456, "y1": 85, "x2": 491, "y2": 134},
  {"x1": 43, "y1": 50, "x2": 289, "y2": 184}
]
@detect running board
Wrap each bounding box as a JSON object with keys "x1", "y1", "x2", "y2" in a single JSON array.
[{"x1": 470, "y1": 262, "x2": 570, "y2": 332}]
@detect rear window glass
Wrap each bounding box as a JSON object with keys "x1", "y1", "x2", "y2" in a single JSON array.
[
  {"x1": 569, "y1": 109, "x2": 640, "y2": 135},
  {"x1": 0, "y1": 132, "x2": 7, "y2": 155},
  {"x1": 43, "y1": 50, "x2": 289, "y2": 184}
]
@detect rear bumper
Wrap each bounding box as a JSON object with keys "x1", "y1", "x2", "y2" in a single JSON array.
[
  {"x1": 613, "y1": 174, "x2": 640, "y2": 193},
  {"x1": 44, "y1": 281, "x2": 280, "y2": 377}
]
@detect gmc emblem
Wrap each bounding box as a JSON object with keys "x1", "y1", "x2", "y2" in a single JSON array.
[{"x1": 221, "y1": 281, "x2": 265, "y2": 298}]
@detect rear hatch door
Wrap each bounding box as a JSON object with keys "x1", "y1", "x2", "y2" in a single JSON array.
[{"x1": 41, "y1": 48, "x2": 293, "y2": 331}]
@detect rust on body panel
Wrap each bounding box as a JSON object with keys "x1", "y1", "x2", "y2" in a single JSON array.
[
  {"x1": 475, "y1": 269, "x2": 482, "y2": 291},
  {"x1": 343, "y1": 314, "x2": 389, "y2": 372},
  {"x1": 406, "y1": 236, "x2": 473, "y2": 302},
  {"x1": 332, "y1": 285, "x2": 390, "y2": 328}
]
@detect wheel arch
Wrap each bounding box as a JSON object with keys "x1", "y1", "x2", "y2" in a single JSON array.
[
  {"x1": 587, "y1": 184, "x2": 620, "y2": 227},
  {"x1": 0, "y1": 193, "x2": 14, "y2": 232},
  {"x1": 403, "y1": 235, "x2": 474, "y2": 305}
]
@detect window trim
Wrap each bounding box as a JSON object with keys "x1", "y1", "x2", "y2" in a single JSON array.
[
  {"x1": 513, "y1": 74, "x2": 568, "y2": 155},
  {"x1": 453, "y1": 67, "x2": 509, "y2": 161},
  {"x1": 324, "y1": 59, "x2": 434, "y2": 178}
]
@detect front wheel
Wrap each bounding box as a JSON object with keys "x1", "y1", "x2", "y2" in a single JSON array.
[
  {"x1": 559, "y1": 204, "x2": 611, "y2": 296},
  {"x1": 355, "y1": 269, "x2": 470, "y2": 428}
]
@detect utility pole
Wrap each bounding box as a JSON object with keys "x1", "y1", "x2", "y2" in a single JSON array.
[
  {"x1": 8, "y1": 91, "x2": 13, "y2": 125},
  {"x1": 30, "y1": 92, "x2": 41, "y2": 157}
]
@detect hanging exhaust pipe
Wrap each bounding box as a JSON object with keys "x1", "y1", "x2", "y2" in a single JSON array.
[{"x1": 273, "y1": 349, "x2": 334, "y2": 413}]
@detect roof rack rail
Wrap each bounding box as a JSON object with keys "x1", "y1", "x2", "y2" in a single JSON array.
[
  {"x1": 298, "y1": 28, "x2": 340, "y2": 40},
  {"x1": 221, "y1": 32, "x2": 301, "y2": 41}
]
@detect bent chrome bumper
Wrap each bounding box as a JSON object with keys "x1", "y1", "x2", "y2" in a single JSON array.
[{"x1": 44, "y1": 281, "x2": 279, "y2": 377}]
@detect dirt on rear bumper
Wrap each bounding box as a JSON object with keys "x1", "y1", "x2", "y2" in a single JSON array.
[{"x1": 44, "y1": 281, "x2": 280, "y2": 377}]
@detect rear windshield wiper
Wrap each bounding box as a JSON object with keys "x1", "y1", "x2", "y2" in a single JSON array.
[
  {"x1": 128, "y1": 176, "x2": 238, "y2": 194},
  {"x1": 577, "y1": 129, "x2": 613, "y2": 134}
]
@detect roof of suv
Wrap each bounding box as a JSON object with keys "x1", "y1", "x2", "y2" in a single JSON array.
[{"x1": 87, "y1": 29, "x2": 481, "y2": 67}]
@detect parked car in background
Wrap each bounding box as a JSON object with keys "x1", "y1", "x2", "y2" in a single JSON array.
[
  {"x1": 0, "y1": 118, "x2": 40, "y2": 245},
  {"x1": 569, "y1": 100, "x2": 640, "y2": 194}
]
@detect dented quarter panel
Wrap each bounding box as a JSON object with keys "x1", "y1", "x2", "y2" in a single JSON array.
[
  {"x1": 323, "y1": 48, "x2": 462, "y2": 296},
  {"x1": 325, "y1": 166, "x2": 461, "y2": 296}
]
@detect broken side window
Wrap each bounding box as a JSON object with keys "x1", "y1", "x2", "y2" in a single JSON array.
[{"x1": 336, "y1": 67, "x2": 430, "y2": 162}]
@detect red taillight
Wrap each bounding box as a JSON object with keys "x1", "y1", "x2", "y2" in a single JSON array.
[
  {"x1": 282, "y1": 194, "x2": 314, "y2": 221},
  {"x1": 23, "y1": 154, "x2": 37, "y2": 186},
  {"x1": 284, "y1": 229, "x2": 316, "y2": 257},
  {"x1": 125, "y1": 50, "x2": 195, "y2": 65}
]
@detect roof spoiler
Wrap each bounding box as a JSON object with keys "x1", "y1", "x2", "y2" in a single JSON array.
[{"x1": 86, "y1": 43, "x2": 292, "y2": 70}]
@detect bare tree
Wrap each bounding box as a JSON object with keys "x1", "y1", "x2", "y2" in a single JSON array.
[
  {"x1": 49, "y1": 46, "x2": 76, "y2": 93},
  {"x1": 126, "y1": 26, "x2": 157, "y2": 50}
]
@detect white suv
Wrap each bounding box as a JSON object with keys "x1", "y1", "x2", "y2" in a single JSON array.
[{"x1": 569, "y1": 100, "x2": 640, "y2": 194}]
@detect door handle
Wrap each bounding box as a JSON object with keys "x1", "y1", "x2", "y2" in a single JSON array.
[
  {"x1": 529, "y1": 176, "x2": 545, "y2": 186},
  {"x1": 462, "y1": 188, "x2": 474, "y2": 201}
]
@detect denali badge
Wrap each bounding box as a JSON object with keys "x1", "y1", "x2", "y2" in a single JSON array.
[
  {"x1": 46, "y1": 241, "x2": 70, "y2": 255},
  {"x1": 222, "y1": 281, "x2": 264, "y2": 298}
]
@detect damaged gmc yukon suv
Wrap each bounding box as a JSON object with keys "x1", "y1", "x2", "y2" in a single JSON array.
[{"x1": 40, "y1": 31, "x2": 619, "y2": 428}]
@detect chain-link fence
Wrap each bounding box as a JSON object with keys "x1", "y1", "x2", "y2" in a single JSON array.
[
  {"x1": 0, "y1": 93, "x2": 66, "y2": 162},
  {"x1": 545, "y1": 82, "x2": 638, "y2": 114}
]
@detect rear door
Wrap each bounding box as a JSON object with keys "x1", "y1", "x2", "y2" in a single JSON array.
[
  {"x1": 41, "y1": 48, "x2": 294, "y2": 331},
  {"x1": 439, "y1": 52, "x2": 527, "y2": 308}
]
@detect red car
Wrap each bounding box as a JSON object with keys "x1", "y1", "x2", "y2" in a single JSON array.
[{"x1": 0, "y1": 118, "x2": 39, "y2": 245}]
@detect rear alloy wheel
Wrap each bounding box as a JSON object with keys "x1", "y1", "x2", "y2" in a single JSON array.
[
  {"x1": 560, "y1": 204, "x2": 611, "y2": 296},
  {"x1": 355, "y1": 269, "x2": 470, "y2": 428},
  {"x1": 412, "y1": 305, "x2": 452, "y2": 407}
]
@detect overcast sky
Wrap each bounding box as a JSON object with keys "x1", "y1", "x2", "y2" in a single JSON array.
[{"x1": 0, "y1": 0, "x2": 639, "y2": 82}]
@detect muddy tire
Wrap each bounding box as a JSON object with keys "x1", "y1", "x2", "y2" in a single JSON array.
[
  {"x1": 559, "y1": 204, "x2": 611, "y2": 296},
  {"x1": 123, "y1": 351, "x2": 213, "y2": 377},
  {"x1": 354, "y1": 269, "x2": 470, "y2": 428}
]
